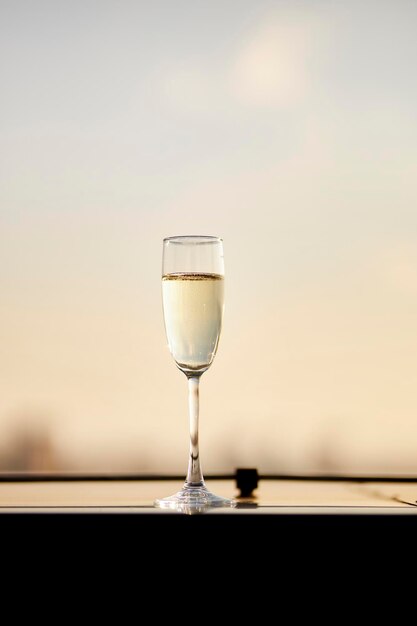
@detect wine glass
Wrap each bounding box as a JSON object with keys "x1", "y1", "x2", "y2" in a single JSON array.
[{"x1": 155, "y1": 235, "x2": 235, "y2": 513}]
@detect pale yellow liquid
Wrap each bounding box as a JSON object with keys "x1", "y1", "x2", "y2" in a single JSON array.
[{"x1": 162, "y1": 273, "x2": 224, "y2": 373}]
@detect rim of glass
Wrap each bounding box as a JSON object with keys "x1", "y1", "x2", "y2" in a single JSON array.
[{"x1": 163, "y1": 235, "x2": 222, "y2": 245}]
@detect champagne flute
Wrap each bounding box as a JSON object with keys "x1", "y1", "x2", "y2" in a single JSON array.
[{"x1": 155, "y1": 235, "x2": 235, "y2": 512}]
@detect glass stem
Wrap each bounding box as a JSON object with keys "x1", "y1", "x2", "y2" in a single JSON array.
[{"x1": 185, "y1": 376, "x2": 204, "y2": 487}]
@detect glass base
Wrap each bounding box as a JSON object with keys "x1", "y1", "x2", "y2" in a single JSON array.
[{"x1": 154, "y1": 485, "x2": 236, "y2": 514}]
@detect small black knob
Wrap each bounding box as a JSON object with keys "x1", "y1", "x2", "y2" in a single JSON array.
[{"x1": 236, "y1": 468, "x2": 259, "y2": 497}]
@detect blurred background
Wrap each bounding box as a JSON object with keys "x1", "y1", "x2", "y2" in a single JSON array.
[{"x1": 1, "y1": 0, "x2": 416, "y2": 475}]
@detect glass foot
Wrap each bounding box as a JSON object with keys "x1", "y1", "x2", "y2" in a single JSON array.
[{"x1": 154, "y1": 485, "x2": 236, "y2": 514}]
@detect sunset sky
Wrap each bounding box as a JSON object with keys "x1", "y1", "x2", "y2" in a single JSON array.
[{"x1": 1, "y1": 0, "x2": 417, "y2": 474}]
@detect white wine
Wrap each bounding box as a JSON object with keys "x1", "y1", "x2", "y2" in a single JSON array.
[
  {"x1": 156, "y1": 236, "x2": 235, "y2": 511},
  {"x1": 162, "y1": 272, "x2": 224, "y2": 374}
]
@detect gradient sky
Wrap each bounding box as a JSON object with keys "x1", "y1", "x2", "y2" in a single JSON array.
[{"x1": 1, "y1": 0, "x2": 417, "y2": 473}]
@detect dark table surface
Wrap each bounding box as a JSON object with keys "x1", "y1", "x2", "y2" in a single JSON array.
[{"x1": 2, "y1": 477, "x2": 416, "y2": 565}]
